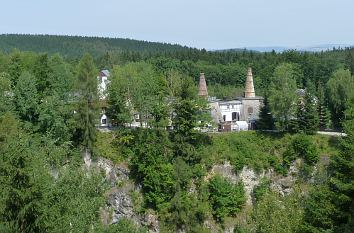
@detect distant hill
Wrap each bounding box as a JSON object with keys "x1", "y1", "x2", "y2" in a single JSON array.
[
  {"x1": 0, "y1": 34, "x2": 193, "y2": 58},
  {"x1": 218, "y1": 44, "x2": 354, "y2": 53}
]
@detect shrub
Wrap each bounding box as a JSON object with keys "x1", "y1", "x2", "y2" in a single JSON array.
[
  {"x1": 292, "y1": 135, "x2": 319, "y2": 165},
  {"x1": 253, "y1": 178, "x2": 270, "y2": 203},
  {"x1": 208, "y1": 175, "x2": 245, "y2": 222}
]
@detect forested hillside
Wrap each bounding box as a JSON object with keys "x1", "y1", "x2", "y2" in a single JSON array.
[
  {"x1": 0, "y1": 37, "x2": 353, "y2": 232},
  {"x1": 0, "y1": 34, "x2": 192, "y2": 58}
]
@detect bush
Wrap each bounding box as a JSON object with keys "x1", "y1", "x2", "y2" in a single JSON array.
[
  {"x1": 100, "y1": 218, "x2": 147, "y2": 233},
  {"x1": 292, "y1": 135, "x2": 319, "y2": 165},
  {"x1": 253, "y1": 178, "x2": 270, "y2": 203},
  {"x1": 208, "y1": 175, "x2": 246, "y2": 222},
  {"x1": 282, "y1": 134, "x2": 319, "y2": 174}
]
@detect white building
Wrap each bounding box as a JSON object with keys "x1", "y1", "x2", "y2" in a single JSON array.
[
  {"x1": 199, "y1": 68, "x2": 263, "y2": 132},
  {"x1": 98, "y1": 70, "x2": 110, "y2": 127}
]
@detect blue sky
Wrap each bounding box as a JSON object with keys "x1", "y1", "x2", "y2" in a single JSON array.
[{"x1": 0, "y1": 0, "x2": 353, "y2": 49}]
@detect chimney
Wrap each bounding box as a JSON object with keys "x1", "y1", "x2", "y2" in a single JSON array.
[
  {"x1": 198, "y1": 73, "x2": 208, "y2": 98},
  {"x1": 244, "y1": 67, "x2": 255, "y2": 98}
]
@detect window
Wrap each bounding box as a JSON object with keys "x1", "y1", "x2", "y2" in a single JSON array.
[
  {"x1": 223, "y1": 115, "x2": 226, "y2": 122},
  {"x1": 232, "y1": 112, "x2": 240, "y2": 121},
  {"x1": 248, "y1": 107, "x2": 253, "y2": 114},
  {"x1": 101, "y1": 119, "x2": 107, "y2": 125}
]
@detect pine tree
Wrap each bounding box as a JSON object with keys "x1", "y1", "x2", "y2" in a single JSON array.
[
  {"x1": 302, "y1": 89, "x2": 319, "y2": 134},
  {"x1": 75, "y1": 54, "x2": 98, "y2": 158},
  {"x1": 256, "y1": 96, "x2": 274, "y2": 130},
  {"x1": 0, "y1": 113, "x2": 45, "y2": 233},
  {"x1": 14, "y1": 71, "x2": 39, "y2": 125},
  {"x1": 8, "y1": 50, "x2": 23, "y2": 87},
  {"x1": 33, "y1": 54, "x2": 52, "y2": 96},
  {"x1": 344, "y1": 50, "x2": 354, "y2": 75},
  {"x1": 317, "y1": 84, "x2": 331, "y2": 130},
  {"x1": 289, "y1": 98, "x2": 304, "y2": 133}
]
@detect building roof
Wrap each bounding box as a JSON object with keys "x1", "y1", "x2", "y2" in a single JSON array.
[
  {"x1": 100, "y1": 70, "x2": 110, "y2": 77},
  {"x1": 218, "y1": 100, "x2": 242, "y2": 105}
]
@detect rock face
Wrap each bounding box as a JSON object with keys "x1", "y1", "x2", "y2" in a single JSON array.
[
  {"x1": 207, "y1": 161, "x2": 299, "y2": 205},
  {"x1": 107, "y1": 186, "x2": 136, "y2": 224},
  {"x1": 97, "y1": 157, "x2": 300, "y2": 233},
  {"x1": 96, "y1": 158, "x2": 130, "y2": 185},
  {"x1": 96, "y1": 157, "x2": 160, "y2": 233}
]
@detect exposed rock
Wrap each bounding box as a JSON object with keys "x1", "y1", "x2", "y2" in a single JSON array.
[
  {"x1": 203, "y1": 219, "x2": 221, "y2": 233},
  {"x1": 107, "y1": 186, "x2": 136, "y2": 224},
  {"x1": 238, "y1": 167, "x2": 265, "y2": 205},
  {"x1": 141, "y1": 210, "x2": 160, "y2": 233},
  {"x1": 96, "y1": 157, "x2": 160, "y2": 233},
  {"x1": 206, "y1": 161, "x2": 238, "y2": 183},
  {"x1": 207, "y1": 161, "x2": 300, "y2": 204},
  {"x1": 96, "y1": 157, "x2": 130, "y2": 185},
  {"x1": 270, "y1": 176, "x2": 295, "y2": 196},
  {"x1": 83, "y1": 149, "x2": 92, "y2": 168}
]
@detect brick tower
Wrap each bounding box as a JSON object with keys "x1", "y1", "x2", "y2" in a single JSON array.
[
  {"x1": 244, "y1": 67, "x2": 255, "y2": 98},
  {"x1": 198, "y1": 73, "x2": 208, "y2": 98}
]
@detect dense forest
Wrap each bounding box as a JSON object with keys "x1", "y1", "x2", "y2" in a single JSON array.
[
  {"x1": 0, "y1": 34, "x2": 192, "y2": 58},
  {"x1": 0, "y1": 35, "x2": 353, "y2": 233}
]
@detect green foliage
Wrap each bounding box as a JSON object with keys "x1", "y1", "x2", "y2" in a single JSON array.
[
  {"x1": 108, "y1": 62, "x2": 168, "y2": 127},
  {"x1": 256, "y1": 95, "x2": 274, "y2": 130},
  {"x1": 14, "y1": 71, "x2": 39, "y2": 125},
  {"x1": 98, "y1": 218, "x2": 147, "y2": 233},
  {"x1": 327, "y1": 68, "x2": 354, "y2": 127},
  {"x1": 268, "y1": 63, "x2": 298, "y2": 130},
  {"x1": 93, "y1": 131, "x2": 122, "y2": 163},
  {"x1": 0, "y1": 113, "x2": 46, "y2": 233},
  {"x1": 37, "y1": 94, "x2": 75, "y2": 143},
  {"x1": 301, "y1": 185, "x2": 337, "y2": 232},
  {"x1": 253, "y1": 191, "x2": 304, "y2": 233},
  {"x1": 75, "y1": 53, "x2": 98, "y2": 151},
  {"x1": 0, "y1": 72, "x2": 13, "y2": 114},
  {"x1": 129, "y1": 129, "x2": 175, "y2": 209},
  {"x1": 0, "y1": 39, "x2": 352, "y2": 233},
  {"x1": 292, "y1": 135, "x2": 319, "y2": 165},
  {"x1": 0, "y1": 34, "x2": 189, "y2": 58},
  {"x1": 252, "y1": 178, "x2": 270, "y2": 203},
  {"x1": 201, "y1": 132, "x2": 277, "y2": 172},
  {"x1": 317, "y1": 83, "x2": 331, "y2": 130},
  {"x1": 303, "y1": 99, "x2": 354, "y2": 232},
  {"x1": 208, "y1": 175, "x2": 245, "y2": 222},
  {"x1": 160, "y1": 191, "x2": 211, "y2": 232},
  {"x1": 41, "y1": 165, "x2": 107, "y2": 233},
  {"x1": 304, "y1": 89, "x2": 319, "y2": 134},
  {"x1": 33, "y1": 53, "x2": 51, "y2": 95}
]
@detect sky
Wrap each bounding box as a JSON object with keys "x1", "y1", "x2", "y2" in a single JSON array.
[{"x1": 0, "y1": 0, "x2": 353, "y2": 50}]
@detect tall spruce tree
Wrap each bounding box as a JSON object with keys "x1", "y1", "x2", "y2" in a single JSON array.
[
  {"x1": 33, "y1": 54, "x2": 52, "y2": 96},
  {"x1": 256, "y1": 95, "x2": 274, "y2": 130},
  {"x1": 317, "y1": 83, "x2": 331, "y2": 130},
  {"x1": 14, "y1": 71, "x2": 39, "y2": 126},
  {"x1": 75, "y1": 53, "x2": 98, "y2": 159},
  {"x1": 302, "y1": 96, "x2": 354, "y2": 232},
  {"x1": 302, "y1": 88, "x2": 319, "y2": 134},
  {"x1": 0, "y1": 113, "x2": 46, "y2": 233}
]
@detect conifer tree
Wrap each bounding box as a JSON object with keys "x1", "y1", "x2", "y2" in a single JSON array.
[
  {"x1": 75, "y1": 54, "x2": 98, "y2": 158},
  {"x1": 302, "y1": 89, "x2": 319, "y2": 134},
  {"x1": 33, "y1": 54, "x2": 52, "y2": 96},
  {"x1": 317, "y1": 83, "x2": 331, "y2": 130},
  {"x1": 8, "y1": 50, "x2": 23, "y2": 87},
  {"x1": 256, "y1": 95, "x2": 274, "y2": 130},
  {"x1": 14, "y1": 71, "x2": 39, "y2": 126}
]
